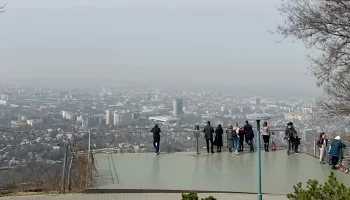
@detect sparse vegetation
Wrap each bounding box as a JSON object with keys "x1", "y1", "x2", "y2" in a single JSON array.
[
  {"x1": 0, "y1": 152, "x2": 94, "y2": 196},
  {"x1": 287, "y1": 172, "x2": 350, "y2": 200},
  {"x1": 182, "y1": 192, "x2": 217, "y2": 200}
]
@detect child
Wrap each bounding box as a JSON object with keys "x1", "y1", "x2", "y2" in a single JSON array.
[
  {"x1": 295, "y1": 136, "x2": 301, "y2": 154},
  {"x1": 271, "y1": 131, "x2": 277, "y2": 151}
]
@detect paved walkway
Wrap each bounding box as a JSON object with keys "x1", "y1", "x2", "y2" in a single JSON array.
[
  {"x1": 1, "y1": 193, "x2": 287, "y2": 200},
  {"x1": 90, "y1": 150, "x2": 350, "y2": 194}
]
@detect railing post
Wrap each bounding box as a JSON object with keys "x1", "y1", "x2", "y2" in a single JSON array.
[
  {"x1": 61, "y1": 143, "x2": 68, "y2": 193},
  {"x1": 256, "y1": 120, "x2": 262, "y2": 200},
  {"x1": 194, "y1": 125, "x2": 200, "y2": 155},
  {"x1": 313, "y1": 139, "x2": 316, "y2": 156}
]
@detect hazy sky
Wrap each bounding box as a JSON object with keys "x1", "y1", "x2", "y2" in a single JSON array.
[{"x1": 0, "y1": 0, "x2": 319, "y2": 93}]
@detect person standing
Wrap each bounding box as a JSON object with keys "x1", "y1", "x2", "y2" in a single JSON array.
[
  {"x1": 203, "y1": 121, "x2": 215, "y2": 153},
  {"x1": 329, "y1": 136, "x2": 347, "y2": 170},
  {"x1": 214, "y1": 124, "x2": 223, "y2": 152},
  {"x1": 150, "y1": 124, "x2": 161, "y2": 155},
  {"x1": 285, "y1": 122, "x2": 297, "y2": 154},
  {"x1": 317, "y1": 132, "x2": 328, "y2": 164},
  {"x1": 261, "y1": 121, "x2": 270, "y2": 152},
  {"x1": 226, "y1": 124, "x2": 234, "y2": 153},
  {"x1": 244, "y1": 120, "x2": 254, "y2": 152},
  {"x1": 271, "y1": 131, "x2": 277, "y2": 151},
  {"x1": 238, "y1": 125, "x2": 245, "y2": 152},
  {"x1": 233, "y1": 123, "x2": 240, "y2": 155}
]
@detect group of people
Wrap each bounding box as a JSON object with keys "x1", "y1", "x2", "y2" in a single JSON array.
[
  {"x1": 203, "y1": 120, "x2": 301, "y2": 155},
  {"x1": 317, "y1": 132, "x2": 347, "y2": 170},
  {"x1": 203, "y1": 121, "x2": 255, "y2": 154},
  {"x1": 150, "y1": 121, "x2": 347, "y2": 170}
]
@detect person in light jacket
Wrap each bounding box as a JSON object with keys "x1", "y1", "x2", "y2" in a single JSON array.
[
  {"x1": 316, "y1": 132, "x2": 328, "y2": 164},
  {"x1": 233, "y1": 123, "x2": 241, "y2": 155},
  {"x1": 261, "y1": 121, "x2": 270, "y2": 152},
  {"x1": 226, "y1": 124, "x2": 234, "y2": 153}
]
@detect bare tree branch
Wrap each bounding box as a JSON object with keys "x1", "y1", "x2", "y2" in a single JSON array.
[{"x1": 276, "y1": 0, "x2": 350, "y2": 117}]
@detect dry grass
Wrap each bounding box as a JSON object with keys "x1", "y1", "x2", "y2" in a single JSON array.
[{"x1": 0, "y1": 152, "x2": 95, "y2": 196}]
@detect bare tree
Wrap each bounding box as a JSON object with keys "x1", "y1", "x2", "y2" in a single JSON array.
[
  {"x1": 276, "y1": 0, "x2": 350, "y2": 117},
  {"x1": 0, "y1": 4, "x2": 5, "y2": 13}
]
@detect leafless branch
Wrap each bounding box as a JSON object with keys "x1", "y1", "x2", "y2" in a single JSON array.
[
  {"x1": 276, "y1": 0, "x2": 350, "y2": 117},
  {"x1": 0, "y1": 4, "x2": 6, "y2": 13}
]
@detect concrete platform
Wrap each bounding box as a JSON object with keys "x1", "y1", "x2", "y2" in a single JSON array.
[
  {"x1": 0, "y1": 193, "x2": 287, "y2": 200},
  {"x1": 88, "y1": 150, "x2": 350, "y2": 195}
]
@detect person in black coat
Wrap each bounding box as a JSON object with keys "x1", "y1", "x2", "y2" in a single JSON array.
[
  {"x1": 150, "y1": 124, "x2": 161, "y2": 154},
  {"x1": 244, "y1": 120, "x2": 254, "y2": 152},
  {"x1": 203, "y1": 121, "x2": 215, "y2": 153},
  {"x1": 214, "y1": 124, "x2": 223, "y2": 152},
  {"x1": 238, "y1": 126, "x2": 245, "y2": 152}
]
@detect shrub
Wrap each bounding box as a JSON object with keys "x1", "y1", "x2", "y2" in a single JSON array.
[
  {"x1": 182, "y1": 192, "x2": 217, "y2": 200},
  {"x1": 287, "y1": 172, "x2": 350, "y2": 200}
]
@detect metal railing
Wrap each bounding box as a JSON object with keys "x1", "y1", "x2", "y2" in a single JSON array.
[
  {"x1": 86, "y1": 127, "x2": 289, "y2": 154},
  {"x1": 303, "y1": 133, "x2": 350, "y2": 163}
]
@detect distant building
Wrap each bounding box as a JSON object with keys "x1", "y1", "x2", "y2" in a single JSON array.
[
  {"x1": 82, "y1": 116, "x2": 91, "y2": 128},
  {"x1": 27, "y1": 119, "x2": 43, "y2": 127},
  {"x1": 0, "y1": 115, "x2": 11, "y2": 129},
  {"x1": 0, "y1": 93, "x2": 14, "y2": 102},
  {"x1": 173, "y1": 98, "x2": 183, "y2": 116},
  {"x1": 149, "y1": 116, "x2": 180, "y2": 123},
  {"x1": 114, "y1": 111, "x2": 132, "y2": 127},
  {"x1": 255, "y1": 98, "x2": 261, "y2": 105},
  {"x1": 106, "y1": 110, "x2": 113, "y2": 125}
]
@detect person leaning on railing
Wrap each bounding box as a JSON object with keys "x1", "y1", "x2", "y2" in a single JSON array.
[
  {"x1": 285, "y1": 122, "x2": 297, "y2": 154},
  {"x1": 226, "y1": 124, "x2": 234, "y2": 153}
]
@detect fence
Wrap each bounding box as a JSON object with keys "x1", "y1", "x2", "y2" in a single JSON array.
[
  {"x1": 87, "y1": 126, "x2": 289, "y2": 154},
  {"x1": 303, "y1": 132, "x2": 350, "y2": 163}
]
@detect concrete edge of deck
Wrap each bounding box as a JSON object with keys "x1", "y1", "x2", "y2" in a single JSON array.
[{"x1": 84, "y1": 188, "x2": 285, "y2": 196}]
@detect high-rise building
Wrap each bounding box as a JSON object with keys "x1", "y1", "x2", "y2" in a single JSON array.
[
  {"x1": 82, "y1": 115, "x2": 94, "y2": 128},
  {"x1": 173, "y1": 98, "x2": 183, "y2": 116},
  {"x1": 106, "y1": 110, "x2": 112, "y2": 125},
  {"x1": 255, "y1": 98, "x2": 261, "y2": 105},
  {"x1": 114, "y1": 112, "x2": 132, "y2": 127},
  {"x1": 0, "y1": 115, "x2": 11, "y2": 129}
]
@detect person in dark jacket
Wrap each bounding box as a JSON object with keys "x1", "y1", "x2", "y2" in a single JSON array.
[
  {"x1": 244, "y1": 121, "x2": 254, "y2": 152},
  {"x1": 203, "y1": 121, "x2": 215, "y2": 153},
  {"x1": 285, "y1": 122, "x2": 297, "y2": 154},
  {"x1": 329, "y1": 136, "x2": 347, "y2": 170},
  {"x1": 214, "y1": 124, "x2": 223, "y2": 152},
  {"x1": 150, "y1": 124, "x2": 161, "y2": 155},
  {"x1": 238, "y1": 125, "x2": 245, "y2": 152},
  {"x1": 226, "y1": 124, "x2": 234, "y2": 152}
]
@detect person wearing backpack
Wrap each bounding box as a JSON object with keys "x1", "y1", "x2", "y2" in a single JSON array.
[
  {"x1": 316, "y1": 132, "x2": 327, "y2": 164},
  {"x1": 226, "y1": 124, "x2": 234, "y2": 153}
]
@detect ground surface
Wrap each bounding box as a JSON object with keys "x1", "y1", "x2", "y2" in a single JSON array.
[
  {"x1": 90, "y1": 150, "x2": 350, "y2": 195},
  {"x1": 1, "y1": 193, "x2": 287, "y2": 200}
]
